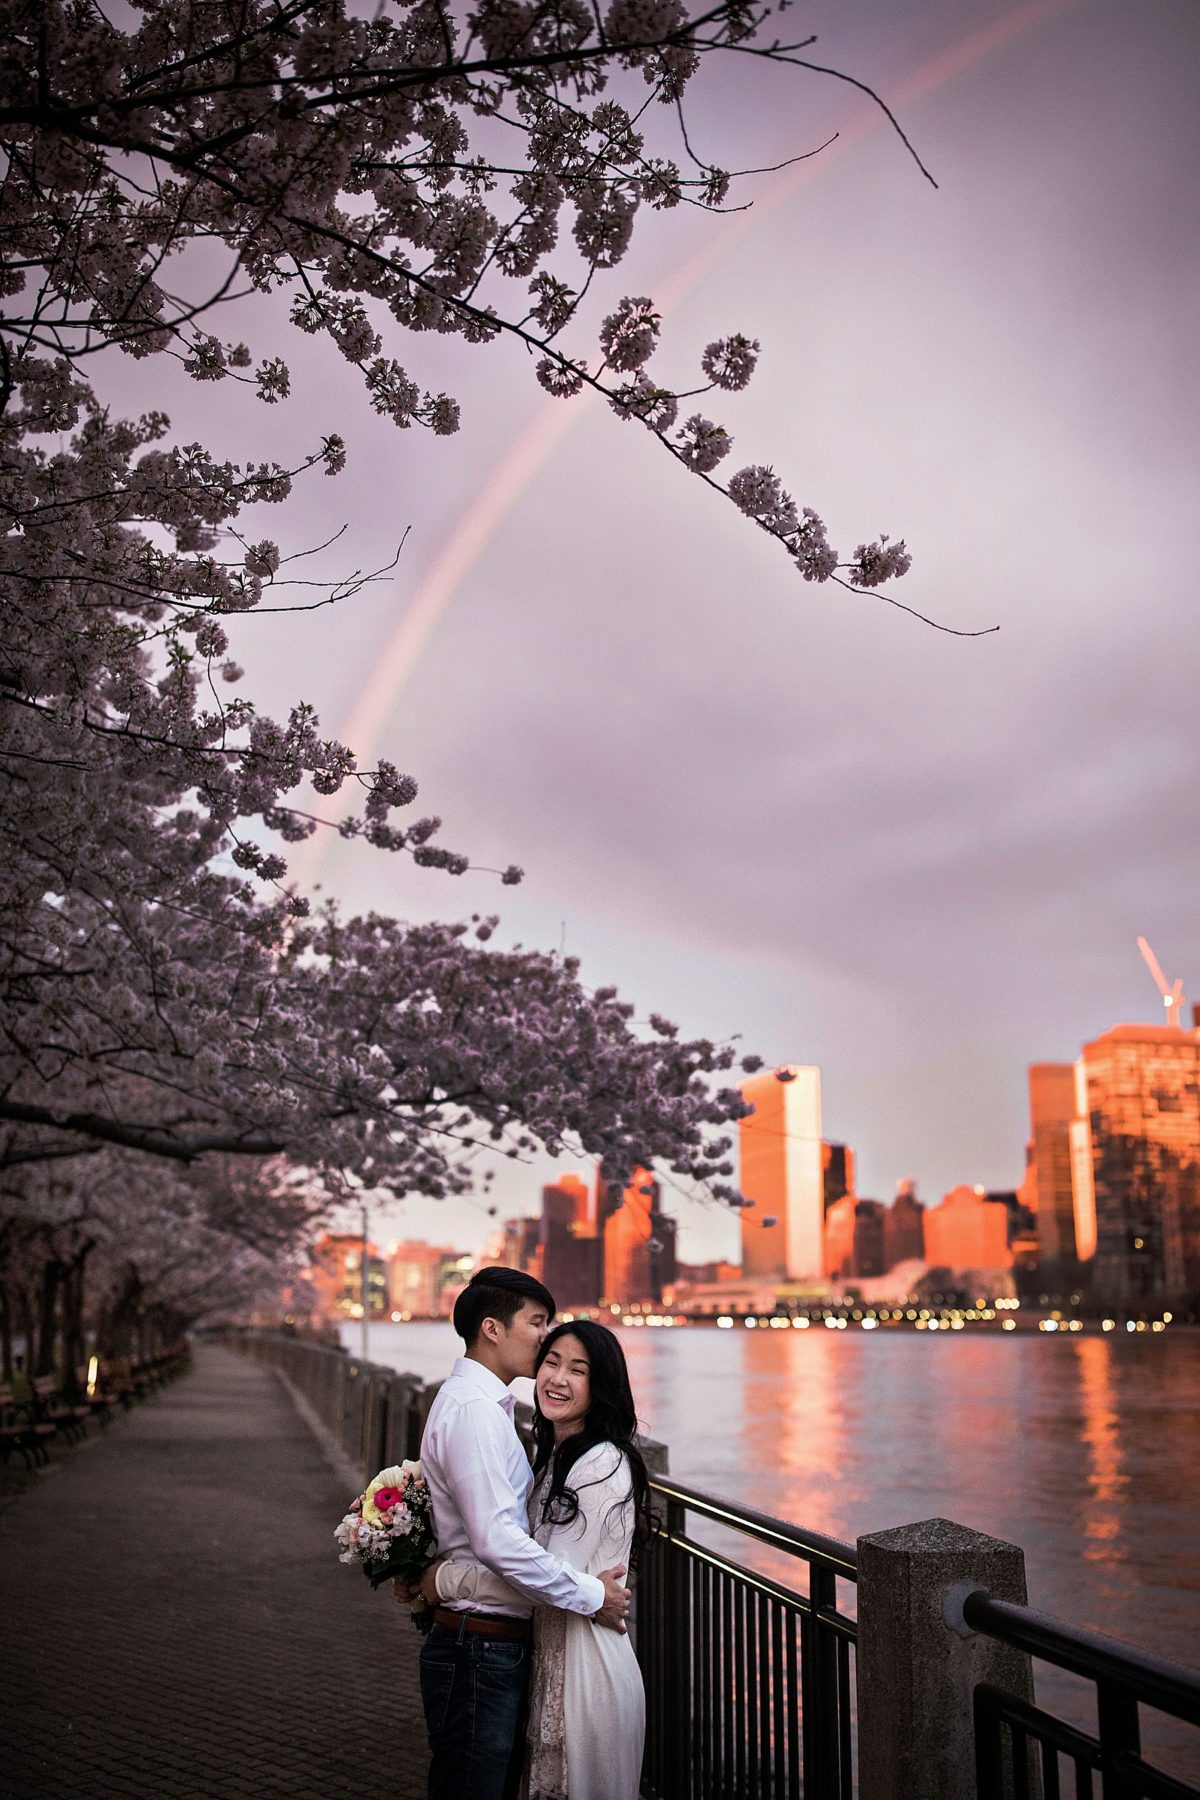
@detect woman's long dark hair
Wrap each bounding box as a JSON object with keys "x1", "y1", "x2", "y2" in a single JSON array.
[{"x1": 531, "y1": 1320, "x2": 655, "y2": 1560}]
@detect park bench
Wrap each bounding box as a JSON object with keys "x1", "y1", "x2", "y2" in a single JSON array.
[
  {"x1": 29, "y1": 1374, "x2": 91, "y2": 1445},
  {"x1": 99, "y1": 1358, "x2": 143, "y2": 1408},
  {"x1": 136, "y1": 1346, "x2": 190, "y2": 1387},
  {"x1": 74, "y1": 1365, "x2": 113, "y2": 1427},
  {"x1": 0, "y1": 1381, "x2": 54, "y2": 1466},
  {"x1": 133, "y1": 1355, "x2": 167, "y2": 1393}
]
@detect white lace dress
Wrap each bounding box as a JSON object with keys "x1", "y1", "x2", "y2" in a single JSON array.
[{"x1": 437, "y1": 1441, "x2": 646, "y2": 1800}]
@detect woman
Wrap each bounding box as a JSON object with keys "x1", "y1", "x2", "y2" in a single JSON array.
[{"x1": 436, "y1": 1320, "x2": 650, "y2": 1800}]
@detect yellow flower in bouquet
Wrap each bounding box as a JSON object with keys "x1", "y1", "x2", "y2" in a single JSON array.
[{"x1": 362, "y1": 1460, "x2": 422, "y2": 1527}]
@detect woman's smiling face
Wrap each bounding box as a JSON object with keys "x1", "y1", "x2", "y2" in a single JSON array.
[{"x1": 536, "y1": 1330, "x2": 591, "y2": 1434}]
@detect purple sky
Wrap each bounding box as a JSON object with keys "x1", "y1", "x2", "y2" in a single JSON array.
[{"x1": 111, "y1": 0, "x2": 1200, "y2": 1261}]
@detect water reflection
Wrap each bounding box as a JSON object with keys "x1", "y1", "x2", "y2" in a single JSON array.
[
  {"x1": 745, "y1": 1330, "x2": 852, "y2": 1533},
  {"x1": 1074, "y1": 1335, "x2": 1127, "y2": 1565}
]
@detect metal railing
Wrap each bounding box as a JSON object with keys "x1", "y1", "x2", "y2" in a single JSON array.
[
  {"x1": 964, "y1": 1591, "x2": 1200, "y2": 1800},
  {"x1": 639, "y1": 1475, "x2": 858, "y2": 1800},
  {"x1": 230, "y1": 1330, "x2": 430, "y2": 1481}
]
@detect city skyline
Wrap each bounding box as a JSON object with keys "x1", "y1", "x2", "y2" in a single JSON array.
[
  {"x1": 320, "y1": 1001, "x2": 1200, "y2": 1310},
  {"x1": 337, "y1": 989, "x2": 1200, "y2": 1270}
]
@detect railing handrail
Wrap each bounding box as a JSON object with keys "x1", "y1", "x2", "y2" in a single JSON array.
[
  {"x1": 227, "y1": 1329, "x2": 425, "y2": 1385},
  {"x1": 963, "y1": 1590, "x2": 1200, "y2": 1721},
  {"x1": 650, "y1": 1473, "x2": 859, "y2": 1579}
]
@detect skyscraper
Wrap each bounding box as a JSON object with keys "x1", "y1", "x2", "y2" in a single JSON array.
[
  {"x1": 852, "y1": 1200, "x2": 888, "y2": 1278},
  {"x1": 823, "y1": 1194, "x2": 856, "y2": 1281},
  {"x1": 884, "y1": 1180, "x2": 926, "y2": 1268},
  {"x1": 821, "y1": 1142, "x2": 855, "y2": 1210},
  {"x1": 501, "y1": 1216, "x2": 542, "y2": 1275},
  {"x1": 540, "y1": 1174, "x2": 602, "y2": 1306},
  {"x1": 1026, "y1": 1063, "x2": 1079, "y2": 1264},
  {"x1": 1072, "y1": 1023, "x2": 1200, "y2": 1301},
  {"x1": 739, "y1": 1067, "x2": 824, "y2": 1281},
  {"x1": 308, "y1": 1233, "x2": 388, "y2": 1319},
  {"x1": 650, "y1": 1214, "x2": 678, "y2": 1301},
  {"x1": 600, "y1": 1166, "x2": 660, "y2": 1304},
  {"x1": 388, "y1": 1239, "x2": 463, "y2": 1318},
  {"x1": 923, "y1": 1186, "x2": 1013, "y2": 1275}
]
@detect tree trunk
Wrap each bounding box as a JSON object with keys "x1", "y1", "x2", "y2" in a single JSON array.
[
  {"x1": 61, "y1": 1253, "x2": 92, "y2": 1393},
  {"x1": 99, "y1": 1265, "x2": 143, "y2": 1361},
  {"x1": 13, "y1": 1281, "x2": 35, "y2": 1377},
  {"x1": 35, "y1": 1258, "x2": 63, "y2": 1377},
  {"x1": 0, "y1": 1285, "x2": 13, "y2": 1384}
]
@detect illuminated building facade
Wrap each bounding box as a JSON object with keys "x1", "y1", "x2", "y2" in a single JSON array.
[
  {"x1": 502, "y1": 1216, "x2": 542, "y2": 1276},
  {"x1": 600, "y1": 1166, "x2": 673, "y2": 1305},
  {"x1": 923, "y1": 1186, "x2": 1013, "y2": 1275},
  {"x1": 823, "y1": 1194, "x2": 856, "y2": 1281},
  {"x1": 1072, "y1": 1023, "x2": 1200, "y2": 1300},
  {"x1": 823, "y1": 1196, "x2": 888, "y2": 1281},
  {"x1": 1026, "y1": 1062, "x2": 1079, "y2": 1264},
  {"x1": 540, "y1": 1175, "x2": 603, "y2": 1307},
  {"x1": 385, "y1": 1242, "x2": 476, "y2": 1318},
  {"x1": 308, "y1": 1232, "x2": 388, "y2": 1320},
  {"x1": 739, "y1": 1067, "x2": 825, "y2": 1282}
]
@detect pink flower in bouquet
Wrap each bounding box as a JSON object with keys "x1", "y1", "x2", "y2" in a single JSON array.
[
  {"x1": 360, "y1": 1460, "x2": 422, "y2": 1527},
  {"x1": 372, "y1": 1487, "x2": 406, "y2": 1515}
]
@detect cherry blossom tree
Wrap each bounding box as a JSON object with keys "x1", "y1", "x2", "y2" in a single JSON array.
[
  {"x1": 0, "y1": 0, "x2": 932, "y2": 1309},
  {"x1": 0, "y1": 1151, "x2": 306, "y2": 1374}
]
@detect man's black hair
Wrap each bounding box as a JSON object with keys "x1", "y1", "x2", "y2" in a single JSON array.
[{"x1": 452, "y1": 1266, "x2": 556, "y2": 1346}]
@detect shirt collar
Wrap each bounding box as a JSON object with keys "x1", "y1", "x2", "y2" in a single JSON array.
[{"x1": 451, "y1": 1355, "x2": 518, "y2": 1409}]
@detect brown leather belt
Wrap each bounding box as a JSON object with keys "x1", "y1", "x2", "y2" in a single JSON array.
[{"x1": 432, "y1": 1607, "x2": 532, "y2": 1643}]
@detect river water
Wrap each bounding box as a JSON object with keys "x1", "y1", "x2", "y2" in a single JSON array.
[{"x1": 347, "y1": 1320, "x2": 1200, "y2": 1779}]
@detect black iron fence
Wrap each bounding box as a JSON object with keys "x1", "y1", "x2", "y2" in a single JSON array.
[
  {"x1": 964, "y1": 1591, "x2": 1200, "y2": 1800},
  {"x1": 638, "y1": 1475, "x2": 858, "y2": 1800}
]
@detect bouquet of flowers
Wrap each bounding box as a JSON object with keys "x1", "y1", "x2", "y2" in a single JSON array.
[{"x1": 335, "y1": 1460, "x2": 437, "y2": 1630}]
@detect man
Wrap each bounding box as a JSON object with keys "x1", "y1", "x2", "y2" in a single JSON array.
[{"x1": 413, "y1": 1267, "x2": 631, "y2": 1799}]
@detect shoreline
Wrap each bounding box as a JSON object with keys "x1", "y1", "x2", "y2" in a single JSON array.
[{"x1": 327, "y1": 1308, "x2": 1195, "y2": 1340}]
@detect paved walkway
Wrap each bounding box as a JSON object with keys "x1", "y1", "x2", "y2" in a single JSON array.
[{"x1": 0, "y1": 1344, "x2": 429, "y2": 1799}]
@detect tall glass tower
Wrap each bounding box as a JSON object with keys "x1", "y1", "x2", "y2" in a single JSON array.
[
  {"x1": 738, "y1": 1066, "x2": 825, "y2": 1281},
  {"x1": 1072, "y1": 1023, "x2": 1200, "y2": 1300}
]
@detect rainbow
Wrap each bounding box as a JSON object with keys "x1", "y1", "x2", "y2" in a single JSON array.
[{"x1": 305, "y1": 0, "x2": 1078, "y2": 884}]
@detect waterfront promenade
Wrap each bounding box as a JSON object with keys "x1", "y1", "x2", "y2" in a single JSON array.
[{"x1": 0, "y1": 1345, "x2": 428, "y2": 1800}]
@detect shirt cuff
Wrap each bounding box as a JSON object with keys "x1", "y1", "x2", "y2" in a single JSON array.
[{"x1": 576, "y1": 1571, "x2": 606, "y2": 1614}]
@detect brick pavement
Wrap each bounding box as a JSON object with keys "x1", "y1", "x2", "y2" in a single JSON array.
[{"x1": 0, "y1": 1344, "x2": 429, "y2": 1799}]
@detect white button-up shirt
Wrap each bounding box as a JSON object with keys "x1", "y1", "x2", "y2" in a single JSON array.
[{"x1": 421, "y1": 1356, "x2": 605, "y2": 1618}]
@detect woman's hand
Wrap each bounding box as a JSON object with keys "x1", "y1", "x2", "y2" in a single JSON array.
[
  {"x1": 418, "y1": 1558, "x2": 445, "y2": 1607},
  {"x1": 394, "y1": 1554, "x2": 446, "y2": 1608}
]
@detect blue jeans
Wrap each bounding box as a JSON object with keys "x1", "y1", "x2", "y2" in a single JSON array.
[{"x1": 419, "y1": 1620, "x2": 530, "y2": 1800}]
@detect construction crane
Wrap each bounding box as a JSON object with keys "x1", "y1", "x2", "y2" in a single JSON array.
[{"x1": 1136, "y1": 937, "x2": 1186, "y2": 1030}]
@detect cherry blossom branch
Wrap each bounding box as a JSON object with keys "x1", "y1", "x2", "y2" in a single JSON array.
[{"x1": 0, "y1": 1100, "x2": 286, "y2": 1163}]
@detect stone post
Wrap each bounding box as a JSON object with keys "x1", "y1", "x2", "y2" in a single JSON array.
[
  {"x1": 638, "y1": 1433, "x2": 669, "y2": 1478},
  {"x1": 856, "y1": 1516, "x2": 1036, "y2": 1800}
]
